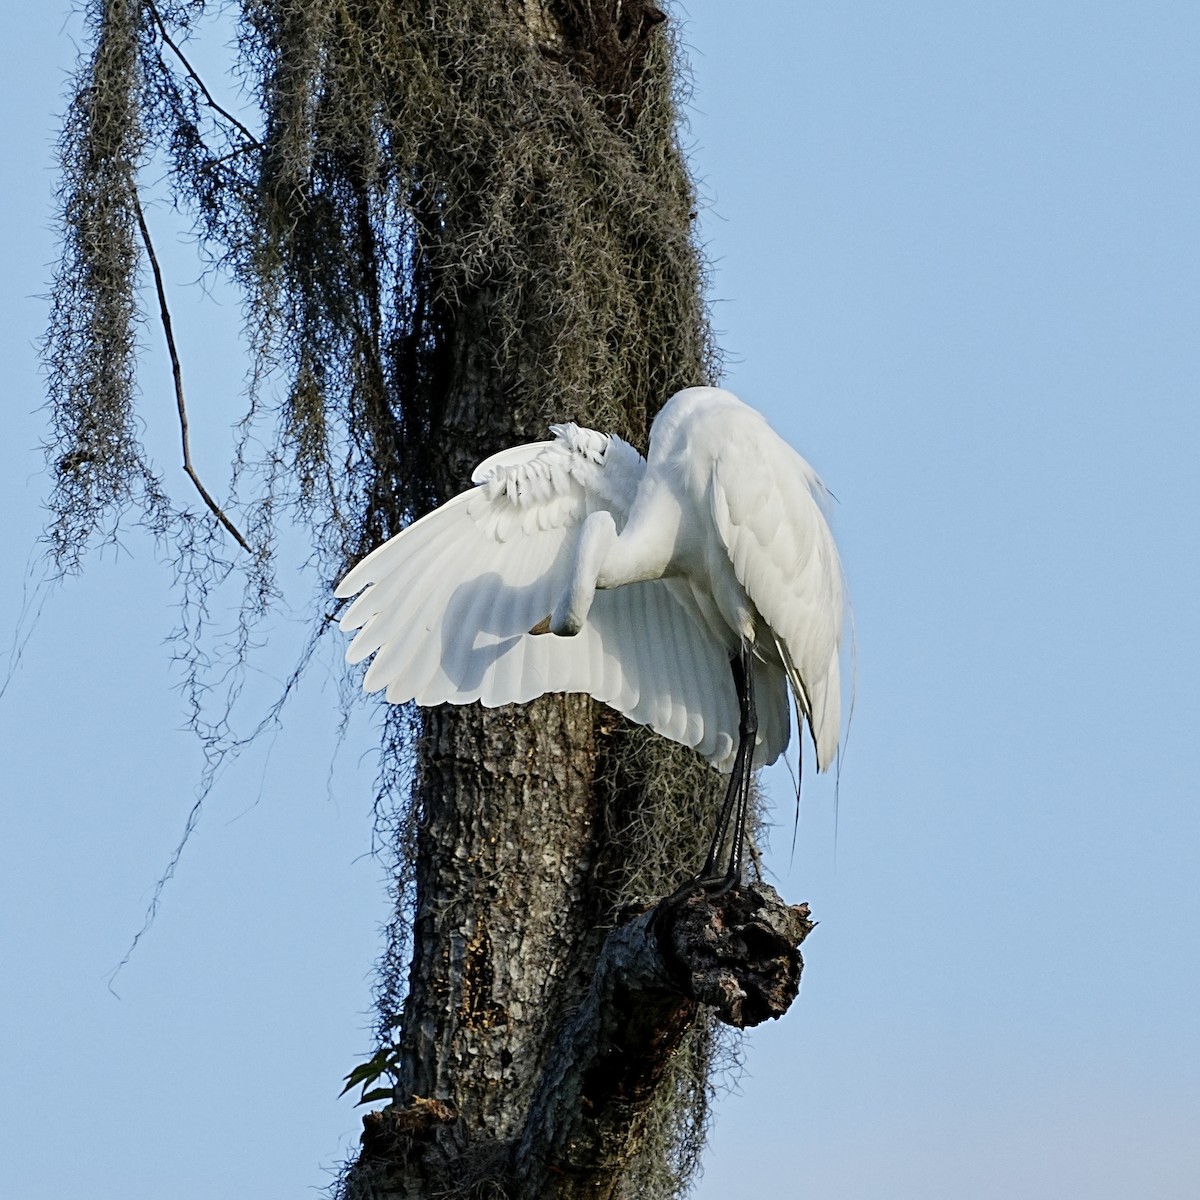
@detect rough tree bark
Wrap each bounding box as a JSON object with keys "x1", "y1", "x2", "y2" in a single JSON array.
[{"x1": 340, "y1": 8, "x2": 815, "y2": 1200}]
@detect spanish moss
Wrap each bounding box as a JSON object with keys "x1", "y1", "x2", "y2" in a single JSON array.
[{"x1": 46, "y1": 2, "x2": 739, "y2": 1194}]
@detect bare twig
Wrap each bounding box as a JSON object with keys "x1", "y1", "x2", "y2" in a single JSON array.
[
  {"x1": 134, "y1": 194, "x2": 252, "y2": 553},
  {"x1": 144, "y1": 0, "x2": 261, "y2": 149}
]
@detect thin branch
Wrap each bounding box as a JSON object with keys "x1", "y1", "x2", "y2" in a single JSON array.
[
  {"x1": 143, "y1": 0, "x2": 262, "y2": 148},
  {"x1": 134, "y1": 194, "x2": 252, "y2": 553}
]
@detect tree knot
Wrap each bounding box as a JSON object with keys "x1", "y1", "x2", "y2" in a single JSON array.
[{"x1": 655, "y1": 882, "x2": 814, "y2": 1028}]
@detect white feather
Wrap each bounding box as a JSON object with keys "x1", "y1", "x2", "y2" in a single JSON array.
[{"x1": 337, "y1": 387, "x2": 844, "y2": 774}]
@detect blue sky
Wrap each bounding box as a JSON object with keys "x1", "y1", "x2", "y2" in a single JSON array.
[{"x1": 3, "y1": 3, "x2": 1198, "y2": 1197}]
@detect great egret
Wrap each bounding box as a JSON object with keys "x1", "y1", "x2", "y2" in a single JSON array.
[{"x1": 336, "y1": 386, "x2": 844, "y2": 884}]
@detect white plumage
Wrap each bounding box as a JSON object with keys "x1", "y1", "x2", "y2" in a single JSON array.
[{"x1": 336, "y1": 386, "x2": 843, "y2": 777}]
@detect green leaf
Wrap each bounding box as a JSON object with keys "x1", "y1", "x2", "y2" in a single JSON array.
[
  {"x1": 356, "y1": 1087, "x2": 395, "y2": 1106},
  {"x1": 340, "y1": 1048, "x2": 398, "y2": 1096}
]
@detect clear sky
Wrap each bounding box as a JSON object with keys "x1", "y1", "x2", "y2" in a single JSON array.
[{"x1": 3, "y1": 3, "x2": 1198, "y2": 1198}]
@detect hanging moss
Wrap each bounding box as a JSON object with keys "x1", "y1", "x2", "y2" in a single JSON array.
[
  {"x1": 45, "y1": 0, "x2": 167, "y2": 567},
  {"x1": 47, "y1": 3, "x2": 743, "y2": 1195}
]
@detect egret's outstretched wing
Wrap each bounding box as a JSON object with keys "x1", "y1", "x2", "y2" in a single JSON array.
[
  {"x1": 336, "y1": 425, "x2": 755, "y2": 770},
  {"x1": 708, "y1": 413, "x2": 843, "y2": 770}
]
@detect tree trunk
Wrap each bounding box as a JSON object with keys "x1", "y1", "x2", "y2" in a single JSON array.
[{"x1": 337, "y1": 9, "x2": 815, "y2": 1197}]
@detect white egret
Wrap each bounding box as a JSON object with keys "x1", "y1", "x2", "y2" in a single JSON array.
[{"x1": 336, "y1": 386, "x2": 843, "y2": 884}]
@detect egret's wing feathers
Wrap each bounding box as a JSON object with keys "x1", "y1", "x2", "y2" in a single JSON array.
[
  {"x1": 584, "y1": 582, "x2": 740, "y2": 769},
  {"x1": 338, "y1": 425, "x2": 746, "y2": 770},
  {"x1": 665, "y1": 578, "x2": 788, "y2": 768},
  {"x1": 709, "y1": 425, "x2": 843, "y2": 770}
]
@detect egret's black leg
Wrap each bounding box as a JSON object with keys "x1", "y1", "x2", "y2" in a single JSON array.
[
  {"x1": 697, "y1": 640, "x2": 757, "y2": 887},
  {"x1": 724, "y1": 640, "x2": 758, "y2": 884},
  {"x1": 699, "y1": 745, "x2": 745, "y2": 881}
]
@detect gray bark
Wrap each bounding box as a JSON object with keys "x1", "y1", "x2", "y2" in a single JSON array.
[
  {"x1": 511, "y1": 884, "x2": 814, "y2": 1197},
  {"x1": 356, "y1": 883, "x2": 813, "y2": 1199}
]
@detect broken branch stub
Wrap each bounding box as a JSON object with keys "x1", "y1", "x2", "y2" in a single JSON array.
[{"x1": 656, "y1": 882, "x2": 815, "y2": 1029}]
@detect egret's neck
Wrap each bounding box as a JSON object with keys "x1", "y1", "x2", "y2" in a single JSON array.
[{"x1": 550, "y1": 510, "x2": 618, "y2": 635}]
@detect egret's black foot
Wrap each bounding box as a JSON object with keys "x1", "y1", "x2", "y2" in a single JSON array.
[{"x1": 670, "y1": 868, "x2": 743, "y2": 902}]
